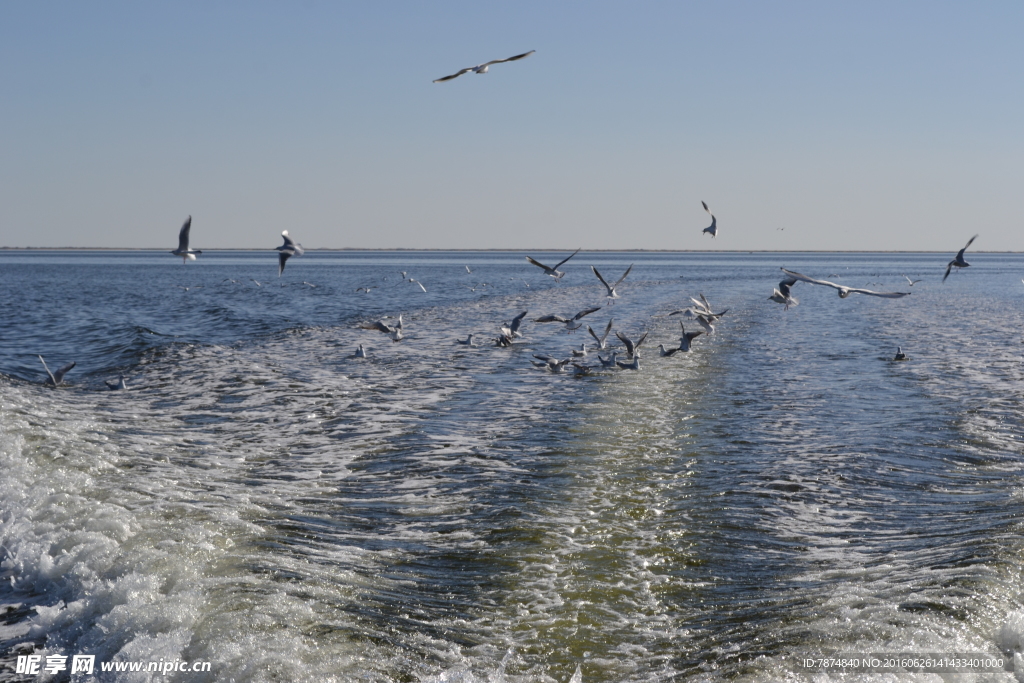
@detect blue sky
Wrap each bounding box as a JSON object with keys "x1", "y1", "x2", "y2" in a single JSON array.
[{"x1": 1, "y1": 1, "x2": 1022, "y2": 250}]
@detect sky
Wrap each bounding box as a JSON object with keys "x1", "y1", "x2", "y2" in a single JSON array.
[{"x1": 1, "y1": 1, "x2": 1022, "y2": 251}]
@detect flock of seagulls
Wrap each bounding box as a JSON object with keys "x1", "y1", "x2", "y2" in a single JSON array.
[{"x1": 32, "y1": 47, "x2": 992, "y2": 387}]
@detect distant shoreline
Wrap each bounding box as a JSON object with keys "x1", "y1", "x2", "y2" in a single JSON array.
[{"x1": 1, "y1": 247, "x2": 1020, "y2": 254}]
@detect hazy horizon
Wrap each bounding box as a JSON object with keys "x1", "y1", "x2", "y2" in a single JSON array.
[{"x1": 2, "y1": 2, "x2": 1022, "y2": 252}]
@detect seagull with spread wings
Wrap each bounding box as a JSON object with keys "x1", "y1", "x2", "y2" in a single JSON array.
[
  {"x1": 615, "y1": 330, "x2": 649, "y2": 358},
  {"x1": 701, "y1": 201, "x2": 717, "y2": 238},
  {"x1": 525, "y1": 248, "x2": 581, "y2": 281},
  {"x1": 38, "y1": 355, "x2": 75, "y2": 387},
  {"x1": 276, "y1": 231, "x2": 305, "y2": 276},
  {"x1": 781, "y1": 269, "x2": 910, "y2": 299},
  {"x1": 534, "y1": 307, "x2": 601, "y2": 334},
  {"x1": 769, "y1": 274, "x2": 799, "y2": 310},
  {"x1": 170, "y1": 216, "x2": 201, "y2": 263},
  {"x1": 433, "y1": 50, "x2": 535, "y2": 83},
  {"x1": 943, "y1": 234, "x2": 978, "y2": 282},
  {"x1": 587, "y1": 319, "x2": 614, "y2": 349},
  {"x1": 591, "y1": 264, "x2": 633, "y2": 301},
  {"x1": 360, "y1": 315, "x2": 404, "y2": 342}
]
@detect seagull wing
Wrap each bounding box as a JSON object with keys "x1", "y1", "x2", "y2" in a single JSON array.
[
  {"x1": 361, "y1": 321, "x2": 393, "y2": 333},
  {"x1": 508, "y1": 311, "x2": 528, "y2": 335},
  {"x1": 615, "y1": 331, "x2": 635, "y2": 355},
  {"x1": 433, "y1": 67, "x2": 474, "y2": 83},
  {"x1": 781, "y1": 268, "x2": 846, "y2": 291},
  {"x1": 611, "y1": 264, "x2": 633, "y2": 288},
  {"x1": 572, "y1": 307, "x2": 602, "y2": 321},
  {"x1": 591, "y1": 265, "x2": 611, "y2": 292},
  {"x1": 278, "y1": 251, "x2": 290, "y2": 276},
  {"x1": 840, "y1": 287, "x2": 911, "y2": 298},
  {"x1": 634, "y1": 331, "x2": 649, "y2": 350},
  {"x1": 943, "y1": 262, "x2": 954, "y2": 282},
  {"x1": 961, "y1": 233, "x2": 978, "y2": 253},
  {"x1": 534, "y1": 315, "x2": 570, "y2": 324},
  {"x1": 53, "y1": 361, "x2": 76, "y2": 384},
  {"x1": 483, "y1": 50, "x2": 536, "y2": 66},
  {"x1": 525, "y1": 256, "x2": 552, "y2": 272},
  {"x1": 177, "y1": 216, "x2": 192, "y2": 252},
  {"x1": 702, "y1": 201, "x2": 713, "y2": 217},
  {"x1": 38, "y1": 355, "x2": 56, "y2": 385},
  {"x1": 553, "y1": 248, "x2": 582, "y2": 271},
  {"x1": 784, "y1": 268, "x2": 909, "y2": 297}
]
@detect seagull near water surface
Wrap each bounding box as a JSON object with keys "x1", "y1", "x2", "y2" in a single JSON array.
[
  {"x1": 781, "y1": 269, "x2": 911, "y2": 299},
  {"x1": 534, "y1": 307, "x2": 602, "y2": 334},
  {"x1": 433, "y1": 50, "x2": 535, "y2": 83},
  {"x1": 38, "y1": 355, "x2": 75, "y2": 387},
  {"x1": 276, "y1": 231, "x2": 305, "y2": 276},
  {"x1": 943, "y1": 234, "x2": 978, "y2": 282},
  {"x1": 170, "y1": 216, "x2": 201, "y2": 264},
  {"x1": 591, "y1": 264, "x2": 633, "y2": 301}
]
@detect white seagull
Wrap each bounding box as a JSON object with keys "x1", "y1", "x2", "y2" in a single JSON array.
[
  {"x1": 170, "y1": 216, "x2": 201, "y2": 263},
  {"x1": 598, "y1": 351, "x2": 619, "y2": 368},
  {"x1": 616, "y1": 351, "x2": 641, "y2": 370},
  {"x1": 38, "y1": 355, "x2": 75, "y2": 387},
  {"x1": 701, "y1": 201, "x2": 717, "y2": 238},
  {"x1": 943, "y1": 234, "x2": 978, "y2": 282},
  {"x1": 433, "y1": 50, "x2": 535, "y2": 83},
  {"x1": 534, "y1": 307, "x2": 602, "y2": 333},
  {"x1": 409, "y1": 278, "x2": 427, "y2": 293},
  {"x1": 361, "y1": 315, "x2": 404, "y2": 342},
  {"x1": 591, "y1": 264, "x2": 633, "y2": 301},
  {"x1": 769, "y1": 274, "x2": 799, "y2": 310},
  {"x1": 353, "y1": 344, "x2": 367, "y2": 358},
  {"x1": 532, "y1": 354, "x2": 573, "y2": 373},
  {"x1": 525, "y1": 248, "x2": 581, "y2": 281},
  {"x1": 456, "y1": 334, "x2": 477, "y2": 346},
  {"x1": 276, "y1": 231, "x2": 305, "y2": 276},
  {"x1": 587, "y1": 319, "x2": 614, "y2": 349},
  {"x1": 781, "y1": 268, "x2": 910, "y2": 299},
  {"x1": 104, "y1": 375, "x2": 128, "y2": 390},
  {"x1": 571, "y1": 343, "x2": 588, "y2": 357},
  {"x1": 903, "y1": 275, "x2": 922, "y2": 286}
]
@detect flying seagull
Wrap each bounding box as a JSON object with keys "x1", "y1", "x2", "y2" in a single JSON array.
[
  {"x1": 525, "y1": 248, "x2": 581, "y2": 281},
  {"x1": 702, "y1": 201, "x2": 717, "y2": 238},
  {"x1": 660, "y1": 323, "x2": 702, "y2": 356},
  {"x1": 615, "y1": 330, "x2": 649, "y2": 358},
  {"x1": 276, "y1": 231, "x2": 305, "y2": 276},
  {"x1": 587, "y1": 319, "x2": 614, "y2": 349},
  {"x1": 170, "y1": 216, "x2": 201, "y2": 263},
  {"x1": 433, "y1": 50, "x2": 535, "y2": 83},
  {"x1": 38, "y1": 355, "x2": 75, "y2": 387},
  {"x1": 903, "y1": 275, "x2": 922, "y2": 286},
  {"x1": 591, "y1": 264, "x2": 633, "y2": 300},
  {"x1": 361, "y1": 315, "x2": 404, "y2": 342},
  {"x1": 534, "y1": 307, "x2": 602, "y2": 333},
  {"x1": 781, "y1": 269, "x2": 910, "y2": 299},
  {"x1": 409, "y1": 278, "x2": 427, "y2": 292},
  {"x1": 769, "y1": 274, "x2": 799, "y2": 310},
  {"x1": 943, "y1": 234, "x2": 978, "y2": 282}
]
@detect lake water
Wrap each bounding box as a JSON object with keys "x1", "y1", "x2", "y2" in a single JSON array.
[{"x1": 2, "y1": 249, "x2": 1024, "y2": 682}]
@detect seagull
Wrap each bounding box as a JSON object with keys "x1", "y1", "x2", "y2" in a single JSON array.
[
  {"x1": 409, "y1": 278, "x2": 427, "y2": 292},
  {"x1": 355, "y1": 286, "x2": 377, "y2": 294},
  {"x1": 353, "y1": 344, "x2": 367, "y2": 358},
  {"x1": 667, "y1": 294, "x2": 727, "y2": 320},
  {"x1": 360, "y1": 315, "x2": 404, "y2": 342},
  {"x1": 598, "y1": 351, "x2": 619, "y2": 368},
  {"x1": 591, "y1": 264, "x2": 633, "y2": 301},
  {"x1": 903, "y1": 275, "x2": 922, "y2": 286},
  {"x1": 501, "y1": 311, "x2": 529, "y2": 339},
  {"x1": 616, "y1": 351, "x2": 641, "y2": 370},
  {"x1": 677, "y1": 322, "x2": 704, "y2": 352},
  {"x1": 658, "y1": 344, "x2": 679, "y2": 357},
  {"x1": 571, "y1": 343, "x2": 588, "y2": 357},
  {"x1": 104, "y1": 375, "x2": 128, "y2": 390},
  {"x1": 433, "y1": 50, "x2": 535, "y2": 83},
  {"x1": 170, "y1": 216, "x2": 201, "y2": 263},
  {"x1": 456, "y1": 334, "x2": 477, "y2": 346},
  {"x1": 276, "y1": 231, "x2": 305, "y2": 276},
  {"x1": 587, "y1": 319, "x2": 614, "y2": 349},
  {"x1": 571, "y1": 363, "x2": 595, "y2": 376},
  {"x1": 894, "y1": 346, "x2": 908, "y2": 361},
  {"x1": 943, "y1": 234, "x2": 978, "y2": 282},
  {"x1": 534, "y1": 307, "x2": 602, "y2": 333},
  {"x1": 465, "y1": 265, "x2": 473, "y2": 274},
  {"x1": 701, "y1": 201, "x2": 717, "y2": 238},
  {"x1": 525, "y1": 248, "x2": 581, "y2": 281},
  {"x1": 38, "y1": 355, "x2": 75, "y2": 387},
  {"x1": 251, "y1": 279, "x2": 262, "y2": 287},
  {"x1": 781, "y1": 268, "x2": 911, "y2": 299},
  {"x1": 532, "y1": 354, "x2": 573, "y2": 373},
  {"x1": 615, "y1": 330, "x2": 649, "y2": 357},
  {"x1": 769, "y1": 274, "x2": 799, "y2": 310}
]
